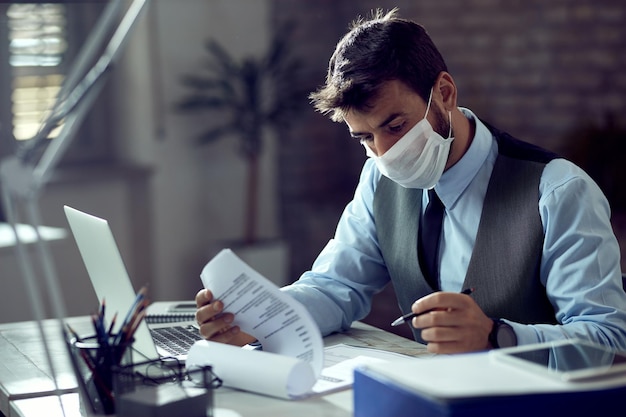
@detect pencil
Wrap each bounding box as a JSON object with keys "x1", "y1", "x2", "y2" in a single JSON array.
[
  {"x1": 66, "y1": 324, "x2": 82, "y2": 342},
  {"x1": 107, "y1": 312, "x2": 117, "y2": 336},
  {"x1": 114, "y1": 286, "x2": 148, "y2": 345},
  {"x1": 390, "y1": 288, "x2": 475, "y2": 327}
]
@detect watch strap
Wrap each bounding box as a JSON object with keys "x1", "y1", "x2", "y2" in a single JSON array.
[{"x1": 488, "y1": 318, "x2": 517, "y2": 349}]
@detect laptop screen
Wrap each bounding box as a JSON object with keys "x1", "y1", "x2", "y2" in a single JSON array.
[{"x1": 63, "y1": 205, "x2": 159, "y2": 360}]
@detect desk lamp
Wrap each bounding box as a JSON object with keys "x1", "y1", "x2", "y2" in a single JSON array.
[{"x1": 0, "y1": 0, "x2": 147, "y2": 414}]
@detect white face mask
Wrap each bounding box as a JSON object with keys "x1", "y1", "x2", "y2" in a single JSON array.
[{"x1": 361, "y1": 89, "x2": 454, "y2": 189}]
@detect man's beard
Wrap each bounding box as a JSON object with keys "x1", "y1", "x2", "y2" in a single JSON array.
[{"x1": 432, "y1": 105, "x2": 451, "y2": 139}]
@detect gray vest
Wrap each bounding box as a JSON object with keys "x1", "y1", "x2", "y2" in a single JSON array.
[{"x1": 373, "y1": 127, "x2": 558, "y2": 342}]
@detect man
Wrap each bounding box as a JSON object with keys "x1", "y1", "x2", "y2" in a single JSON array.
[{"x1": 195, "y1": 9, "x2": 626, "y2": 354}]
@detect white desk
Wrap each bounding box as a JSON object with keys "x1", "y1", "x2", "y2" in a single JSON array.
[{"x1": 0, "y1": 317, "x2": 428, "y2": 417}]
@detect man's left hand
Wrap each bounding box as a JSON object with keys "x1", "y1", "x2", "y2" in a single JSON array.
[{"x1": 410, "y1": 291, "x2": 493, "y2": 354}]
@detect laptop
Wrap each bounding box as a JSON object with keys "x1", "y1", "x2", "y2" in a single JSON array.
[{"x1": 63, "y1": 205, "x2": 202, "y2": 362}]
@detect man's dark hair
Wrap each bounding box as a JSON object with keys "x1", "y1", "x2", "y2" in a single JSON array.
[{"x1": 310, "y1": 8, "x2": 448, "y2": 122}]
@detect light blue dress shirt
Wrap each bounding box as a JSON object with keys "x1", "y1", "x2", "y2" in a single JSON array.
[{"x1": 283, "y1": 108, "x2": 626, "y2": 351}]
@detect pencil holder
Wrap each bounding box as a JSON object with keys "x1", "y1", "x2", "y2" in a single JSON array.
[{"x1": 69, "y1": 335, "x2": 134, "y2": 415}]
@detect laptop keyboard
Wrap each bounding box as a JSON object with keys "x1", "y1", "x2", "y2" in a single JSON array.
[{"x1": 150, "y1": 325, "x2": 203, "y2": 356}]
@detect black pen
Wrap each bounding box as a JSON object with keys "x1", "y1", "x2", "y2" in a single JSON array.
[{"x1": 390, "y1": 288, "x2": 475, "y2": 327}]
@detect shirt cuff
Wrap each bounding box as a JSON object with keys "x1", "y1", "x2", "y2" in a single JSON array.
[{"x1": 504, "y1": 320, "x2": 540, "y2": 346}]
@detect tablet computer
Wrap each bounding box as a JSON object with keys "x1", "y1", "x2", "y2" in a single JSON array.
[{"x1": 491, "y1": 339, "x2": 626, "y2": 382}]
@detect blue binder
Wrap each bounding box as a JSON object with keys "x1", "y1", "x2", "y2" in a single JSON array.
[{"x1": 353, "y1": 365, "x2": 626, "y2": 417}]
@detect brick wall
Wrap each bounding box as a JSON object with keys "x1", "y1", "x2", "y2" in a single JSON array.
[{"x1": 271, "y1": 0, "x2": 626, "y2": 338}]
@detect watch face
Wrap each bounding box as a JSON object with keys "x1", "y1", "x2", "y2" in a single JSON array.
[{"x1": 497, "y1": 323, "x2": 517, "y2": 348}]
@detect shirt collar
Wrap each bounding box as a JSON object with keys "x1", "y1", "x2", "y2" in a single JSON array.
[{"x1": 434, "y1": 107, "x2": 493, "y2": 209}]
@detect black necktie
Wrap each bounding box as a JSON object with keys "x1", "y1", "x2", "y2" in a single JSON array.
[{"x1": 419, "y1": 189, "x2": 445, "y2": 289}]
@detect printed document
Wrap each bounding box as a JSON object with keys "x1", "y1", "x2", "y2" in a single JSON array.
[
  {"x1": 185, "y1": 340, "x2": 413, "y2": 399},
  {"x1": 313, "y1": 343, "x2": 413, "y2": 394},
  {"x1": 200, "y1": 249, "x2": 324, "y2": 377},
  {"x1": 196, "y1": 249, "x2": 414, "y2": 399}
]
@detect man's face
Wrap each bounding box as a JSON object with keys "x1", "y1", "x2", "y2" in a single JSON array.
[{"x1": 345, "y1": 79, "x2": 448, "y2": 156}]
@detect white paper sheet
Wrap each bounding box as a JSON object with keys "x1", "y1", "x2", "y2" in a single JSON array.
[
  {"x1": 199, "y1": 249, "x2": 324, "y2": 377},
  {"x1": 313, "y1": 344, "x2": 414, "y2": 394},
  {"x1": 186, "y1": 340, "x2": 316, "y2": 399},
  {"x1": 185, "y1": 341, "x2": 414, "y2": 399}
]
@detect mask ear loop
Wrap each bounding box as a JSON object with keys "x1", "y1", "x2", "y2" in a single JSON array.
[
  {"x1": 424, "y1": 88, "x2": 434, "y2": 118},
  {"x1": 426, "y1": 87, "x2": 453, "y2": 139}
]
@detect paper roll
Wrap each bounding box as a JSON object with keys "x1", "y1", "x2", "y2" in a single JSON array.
[{"x1": 186, "y1": 340, "x2": 316, "y2": 399}]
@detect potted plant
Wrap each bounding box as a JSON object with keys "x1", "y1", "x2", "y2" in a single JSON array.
[
  {"x1": 176, "y1": 25, "x2": 303, "y2": 245},
  {"x1": 176, "y1": 25, "x2": 304, "y2": 282}
]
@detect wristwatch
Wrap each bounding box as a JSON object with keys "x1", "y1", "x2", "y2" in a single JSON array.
[{"x1": 488, "y1": 319, "x2": 517, "y2": 349}]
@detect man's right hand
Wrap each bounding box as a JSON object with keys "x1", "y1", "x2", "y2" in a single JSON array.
[{"x1": 195, "y1": 288, "x2": 256, "y2": 346}]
